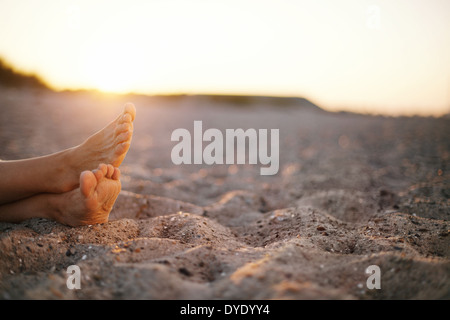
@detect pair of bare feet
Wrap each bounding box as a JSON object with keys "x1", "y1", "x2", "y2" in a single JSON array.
[{"x1": 0, "y1": 103, "x2": 136, "y2": 227}]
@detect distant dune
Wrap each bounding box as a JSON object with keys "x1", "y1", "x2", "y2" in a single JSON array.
[
  {"x1": 0, "y1": 58, "x2": 324, "y2": 113},
  {"x1": 198, "y1": 94, "x2": 323, "y2": 110},
  {"x1": 118, "y1": 93, "x2": 325, "y2": 113}
]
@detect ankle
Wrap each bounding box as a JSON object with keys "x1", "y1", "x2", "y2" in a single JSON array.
[
  {"x1": 52, "y1": 147, "x2": 80, "y2": 193},
  {"x1": 46, "y1": 192, "x2": 72, "y2": 225},
  {"x1": 35, "y1": 193, "x2": 63, "y2": 223}
]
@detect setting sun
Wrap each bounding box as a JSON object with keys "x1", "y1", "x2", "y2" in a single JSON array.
[{"x1": 81, "y1": 40, "x2": 143, "y2": 93}]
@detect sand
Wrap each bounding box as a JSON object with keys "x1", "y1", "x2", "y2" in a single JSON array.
[{"x1": 0, "y1": 87, "x2": 449, "y2": 300}]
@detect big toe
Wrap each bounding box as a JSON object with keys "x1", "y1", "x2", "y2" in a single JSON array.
[
  {"x1": 124, "y1": 102, "x2": 136, "y2": 121},
  {"x1": 80, "y1": 170, "x2": 97, "y2": 198}
]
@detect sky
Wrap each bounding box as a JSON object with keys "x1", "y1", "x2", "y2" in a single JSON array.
[{"x1": 0, "y1": 0, "x2": 449, "y2": 116}]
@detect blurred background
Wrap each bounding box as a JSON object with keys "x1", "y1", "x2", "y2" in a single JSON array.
[
  {"x1": 0, "y1": 1, "x2": 449, "y2": 301},
  {"x1": 0, "y1": 0, "x2": 449, "y2": 116}
]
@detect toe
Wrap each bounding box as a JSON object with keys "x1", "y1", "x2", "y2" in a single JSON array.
[
  {"x1": 114, "y1": 122, "x2": 132, "y2": 137},
  {"x1": 106, "y1": 164, "x2": 114, "y2": 178},
  {"x1": 112, "y1": 167, "x2": 121, "y2": 180},
  {"x1": 80, "y1": 170, "x2": 97, "y2": 198},
  {"x1": 115, "y1": 141, "x2": 130, "y2": 155},
  {"x1": 94, "y1": 164, "x2": 108, "y2": 180},
  {"x1": 116, "y1": 131, "x2": 132, "y2": 143},
  {"x1": 120, "y1": 113, "x2": 133, "y2": 124},
  {"x1": 124, "y1": 102, "x2": 136, "y2": 121},
  {"x1": 93, "y1": 169, "x2": 103, "y2": 181}
]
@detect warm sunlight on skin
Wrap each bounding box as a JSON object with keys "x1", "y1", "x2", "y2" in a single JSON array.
[{"x1": 0, "y1": 0, "x2": 449, "y2": 116}]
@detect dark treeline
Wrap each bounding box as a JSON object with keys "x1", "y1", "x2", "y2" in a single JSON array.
[{"x1": 0, "y1": 58, "x2": 49, "y2": 89}]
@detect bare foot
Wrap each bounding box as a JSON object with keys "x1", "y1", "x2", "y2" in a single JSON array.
[
  {"x1": 60, "y1": 103, "x2": 135, "y2": 192},
  {"x1": 55, "y1": 164, "x2": 121, "y2": 226},
  {"x1": 0, "y1": 103, "x2": 135, "y2": 206}
]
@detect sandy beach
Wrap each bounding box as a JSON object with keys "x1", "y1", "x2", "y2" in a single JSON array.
[{"x1": 0, "y1": 87, "x2": 448, "y2": 300}]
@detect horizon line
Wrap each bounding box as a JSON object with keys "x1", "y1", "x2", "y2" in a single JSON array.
[{"x1": 0, "y1": 57, "x2": 448, "y2": 118}]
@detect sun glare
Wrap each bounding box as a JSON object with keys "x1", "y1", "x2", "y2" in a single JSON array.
[
  {"x1": 83, "y1": 43, "x2": 135, "y2": 93},
  {"x1": 79, "y1": 18, "x2": 150, "y2": 94}
]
